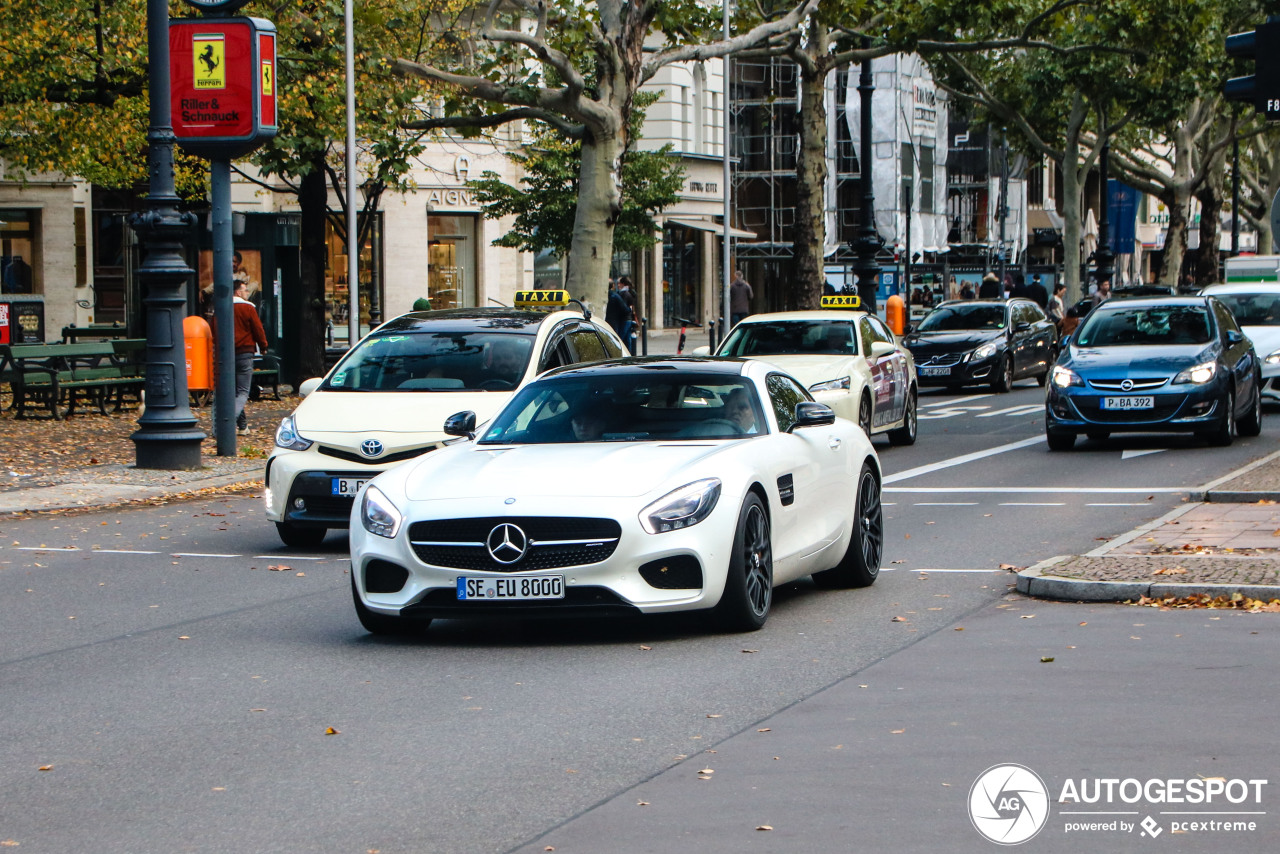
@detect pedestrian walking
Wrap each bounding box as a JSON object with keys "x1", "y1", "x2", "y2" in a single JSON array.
[
  {"x1": 978, "y1": 272, "x2": 1001, "y2": 298},
  {"x1": 1026, "y1": 274, "x2": 1049, "y2": 310},
  {"x1": 960, "y1": 281, "x2": 975, "y2": 300},
  {"x1": 231, "y1": 281, "x2": 268, "y2": 434},
  {"x1": 729, "y1": 269, "x2": 753, "y2": 327},
  {"x1": 1047, "y1": 282, "x2": 1066, "y2": 331},
  {"x1": 605, "y1": 280, "x2": 631, "y2": 341},
  {"x1": 617, "y1": 276, "x2": 638, "y2": 354}
]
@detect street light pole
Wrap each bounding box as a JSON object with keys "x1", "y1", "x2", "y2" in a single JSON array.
[
  {"x1": 344, "y1": 0, "x2": 360, "y2": 346},
  {"x1": 131, "y1": 0, "x2": 205, "y2": 469},
  {"x1": 1095, "y1": 135, "x2": 1115, "y2": 287},
  {"x1": 852, "y1": 43, "x2": 881, "y2": 312}
]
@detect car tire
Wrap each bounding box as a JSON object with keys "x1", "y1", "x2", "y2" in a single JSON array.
[
  {"x1": 351, "y1": 572, "x2": 423, "y2": 635},
  {"x1": 1239, "y1": 378, "x2": 1263, "y2": 437},
  {"x1": 276, "y1": 522, "x2": 327, "y2": 549},
  {"x1": 858, "y1": 394, "x2": 873, "y2": 438},
  {"x1": 991, "y1": 356, "x2": 1013, "y2": 393},
  {"x1": 1204, "y1": 388, "x2": 1236, "y2": 447},
  {"x1": 1046, "y1": 425, "x2": 1076, "y2": 451},
  {"x1": 1086, "y1": 431, "x2": 1110, "y2": 442},
  {"x1": 812, "y1": 462, "x2": 883, "y2": 589},
  {"x1": 713, "y1": 493, "x2": 773, "y2": 632},
  {"x1": 887, "y1": 387, "x2": 918, "y2": 446}
]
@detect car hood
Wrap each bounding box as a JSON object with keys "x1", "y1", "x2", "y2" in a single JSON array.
[
  {"x1": 294, "y1": 389, "x2": 511, "y2": 446},
  {"x1": 1063, "y1": 343, "x2": 1216, "y2": 376},
  {"x1": 905, "y1": 330, "x2": 1003, "y2": 353},
  {"x1": 739, "y1": 354, "x2": 862, "y2": 385},
  {"x1": 402, "y1": 441, "x2": 733, "y2": 502},
  {"x1": 1243, "y1": 325, "x2": 1280, "y2": 358}
]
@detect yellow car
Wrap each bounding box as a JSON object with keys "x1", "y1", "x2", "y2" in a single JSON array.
[
  {"x1": 265, "y1": 291, "x2": 626, "y2": 547},
  {"x1": 702, "y1": 296, "x2": 918, "y2": 444}
]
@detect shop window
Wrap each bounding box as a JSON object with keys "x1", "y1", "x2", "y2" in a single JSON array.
[
  {"x1": 325, "y1": 214, "x2": 383, "y2": 335},
  {"x1": 0, "y1": 209, "x2": 40, "y2": 294},
  {"x1": 427, "y1": 215, "x2": 476, "y2": 310}
]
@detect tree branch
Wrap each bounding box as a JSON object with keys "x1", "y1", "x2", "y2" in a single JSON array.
[{"x1": 402, "y1": 106, "x2": 584, "y2": 139}]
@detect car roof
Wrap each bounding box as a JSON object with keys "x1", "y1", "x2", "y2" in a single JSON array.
[
  {"x1": 932, "y1": 299, "x2": 1012, "y2": 308},
  {"x1": 1093, "y1": 295, "x2": 1208, "y2": 310},
  {"x1": 371, "y1": 307, "x2": 583, "y2": 334},
  {"x1": 541, "y1": 356, "x2": 750, "y2": 380},
  {"x1": 736, "y1": 310, "x2": 868, "y2": 323},
  {"x1": 1201, "y1": 283, "x2": 1280, "y2": 295}
]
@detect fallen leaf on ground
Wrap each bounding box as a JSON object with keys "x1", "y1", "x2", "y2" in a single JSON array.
[
  {"x1": 955, "y1": 627, "x2": 964, "y2": 631},
  {"x1": 756, "y1": 825, "x2": 773, "y2": 832},
  {"x1": 324, "y1": 727, "x2": 340, "y2": 735},
  {"x1": 37, "y1": 765, "x2": 52, "y2": 771},
  {"x1": 706, "y1": 714, "x2": 722, "y2": 718},
  {"x1": 638, "y1": 645, "x2": 651, "y2": 651},
  {"x1": 267, "y1": 565, "x2": 290, "y2": 571},
  {"x1": 741, "y1": 649, "x2": 757, "y2": 653},
  {"x1": 758, "y1": 728, "x2": 771, "y2": 732},
  {"x1": 637, "y1": 801, "x2": 650, "y2": 806},
  {"x1": 1020, "y1": 614, "x2": 1035, "y2": 619},
  {"x1": 1041, "y1": 657, "x2": 1055, "y2": 663},
  {"x1": 891, "y1": 616, "x2": 907, "y2": 622},
  {"x1": 891, "y1": 729, "x2": 905, "y2": 734}
]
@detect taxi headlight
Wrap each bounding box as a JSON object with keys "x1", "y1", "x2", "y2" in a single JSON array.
[
  {"x1": 361, "y1": 486, "x2": 402, "y2": 539},
  {"x1": 1172, "y1": 361, "x2": 1217, "y2": 385},
  {"x1": 972, "y1": 341, "x2": 999, "y2": 361},
  {"x1": 1266, "y1": 348, "x2": 1280, "y2": 365},
  {"x1": 275, "y1": 415, "x2": 313, "y2": 451},
  {"x1": 1051, "y1": 365, "x2": 1084, "y2": 388},
  {"x1": 641, "y1": 478, "x2": 722, "y2": 534},
  {"x1": 808, "y1": 376, "x2": 852, "y2": 393}
]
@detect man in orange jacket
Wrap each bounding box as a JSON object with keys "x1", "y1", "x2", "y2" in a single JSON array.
[{"x1": 231, "y1": 281, "x2": 268, "y2": 433}]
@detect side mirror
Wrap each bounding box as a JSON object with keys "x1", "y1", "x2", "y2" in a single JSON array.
[
  {"x1": 1014, "y1": 321, "x2": 1031, "y2": 332},
  {"x1": 1226, "y1": 329, "x2": 1245, "y2": 346},
  {"x1": 790, "y1": 401, "x2": 836, "y2": 432},
  {"x1": 443, "y1": 410, "x2": 477, "y2": 437},
  {"x1": 691, "y1": 345, "x2": 712, "y2": 356},
  {"x1": 299, "y1": 377, "x2": 323, "y2": 397},
  {"x1": 869, "y1": 341, "x2": 895, "y2": 359},
  {"x1": 904, "y1": 323, "x2": 914, "y2": 335},
  {"x1": 1059, "y1": 333, "x2": 1072, "y2": 347}
]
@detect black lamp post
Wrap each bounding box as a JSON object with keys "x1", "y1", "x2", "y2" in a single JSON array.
[
  {"x1": 1095, "y1": 138, "x2": 1115, "y2": 287},
  {"x1": 130, "y1": 0, "x2": 205, "y2": 468},
  {"x1": 852, "y1": 44, "x2": 881, "y2": 311}
]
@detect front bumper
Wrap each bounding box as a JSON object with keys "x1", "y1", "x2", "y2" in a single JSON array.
[
  {"x1": 911, "y1": 352, "x2": 999, "y2": 386},
  {"x1": 1045, "y1": 381, "x2": 1223, "y2": 433},
  {"x1": 1261, "y1": 361, "x2": 1280, "y2": 402},
  {"x1": 349, "y1": 493, "x2": 737, "y2": 618},
  {"x1": 265, "y1": 447, "x2": 434, "y2": 528}
]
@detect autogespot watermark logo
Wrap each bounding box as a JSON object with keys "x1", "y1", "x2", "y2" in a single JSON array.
[{"x1": 969, "y1": 764, "x2": 1051, "y2": 845}]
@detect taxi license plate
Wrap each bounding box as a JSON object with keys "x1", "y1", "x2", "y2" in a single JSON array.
[
  {"x1": 920, "y1": 366, "x2": 951, "y2": 376},
  {"x1": 331, "y1": 477, "x2": 368, "y2": 496},
  {"x1": 1102, "y1": 396, "x2": 1154, "y2": 411},
  {"x1": 457, "y1": 576, "x2": 565, "y2": 601}
]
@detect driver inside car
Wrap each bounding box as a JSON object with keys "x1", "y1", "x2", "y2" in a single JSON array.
[
  {"x1": 723, "y1": 388, "x2": 759, "y2": 433},
  {"x1": 478, "y1": 338, "x2": 531, "y2": 389}
]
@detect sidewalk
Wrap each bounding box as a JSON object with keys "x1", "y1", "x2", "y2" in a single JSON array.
[{"x1": 1017, "y1": 448, "x2": 1280, "y2": 603}]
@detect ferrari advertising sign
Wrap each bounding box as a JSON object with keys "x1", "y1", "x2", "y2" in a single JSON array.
[{"x1": 170, "y1": 18, "x2": 278, "y2": 158}]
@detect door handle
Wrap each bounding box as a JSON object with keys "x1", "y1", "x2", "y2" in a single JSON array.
[{"x1": 828, "y1": 437, "x2": 841, "y2": 450}]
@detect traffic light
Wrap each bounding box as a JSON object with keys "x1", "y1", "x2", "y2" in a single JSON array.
[{"x1": 1225, "y1": 19, "x2": 1280, "y2": 120}]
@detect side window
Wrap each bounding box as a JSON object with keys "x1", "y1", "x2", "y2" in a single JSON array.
[
  {"x1": 568, "y1": 329, "x2": 608, "y2": 363},
  {"x1": 597, "y1": 326, "x2": 624, "y2": 358},
  {"x1": 867, "y1": 317, "x2": 895, "y2": 345},
  {"x1": 1213, "y1": 300, "x2": 1240, "y2": 335},
  {"x1": 539, "y1": 324, "x2": 574, "y2": 372},
  {"x1": 766, "y1": 373, "x2": 809, "y2": 432},
  {"x1": 858, "y1": 318, "x2": 877, "y2": 356}
]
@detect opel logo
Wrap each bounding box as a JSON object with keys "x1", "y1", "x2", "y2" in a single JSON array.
[
  {"x1": 1121, "y1": 379, "x2": 1134, "y2": 391},
  {"x1": 360, "y1": 439, "x2": 385, "y2": 458},
  {"x1": 487, "y1": 523, "x2": 528, "y2": 564}
]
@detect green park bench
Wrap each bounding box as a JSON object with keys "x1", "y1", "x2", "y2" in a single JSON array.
[
  {"x1": 61, "y1": 323, "x2": 129, "y2": 343},
  {"x1": 2, "y1": 341, "x2": 146, "y2": 420}
]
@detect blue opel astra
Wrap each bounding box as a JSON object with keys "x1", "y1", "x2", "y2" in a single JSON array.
[{"x1": 1045, "y1": 296, "x2": 1262, "y2": 450}]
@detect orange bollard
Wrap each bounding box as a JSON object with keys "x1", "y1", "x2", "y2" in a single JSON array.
[
  {"x1": 885, "y1": 293, "x2": 906, "y2": 336},
  {"x1": 184, "y1": 315, "x2": 214, "y2": 404}
]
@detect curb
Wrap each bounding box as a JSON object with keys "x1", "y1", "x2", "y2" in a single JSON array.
[
  {"x1": 0, "y1": 471, "x2": 263, "y2": 516},
  {"x1": 1017, "y1": 557, "x2": 1280, "y2": 603}
]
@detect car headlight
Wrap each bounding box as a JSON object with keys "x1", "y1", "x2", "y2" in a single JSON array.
[
  {"x1": 972, "y1": 341, "x2": 999, "y2": 361},
  {"x1": 1172, "y1": 361, "x2": 1217, "y2": 385},
  {"x1": 808, "y1": 376, "x2": 852, "y2": 393},
  {"x1": 274, "y1": 415, "x2": 313, "y2": 451},
  {"x1": 1051, "y1": 365, "x2": 1083, "y2": 388},
  {"x1": 1266, "y1": 348, "x2": 1280, "y2": 365},
  {"x1": 361, "y1": 485, "x2": 403, "y2": 539},
  {"x1": 640, "y1": 478, "x2": 722, "y2": 534}
]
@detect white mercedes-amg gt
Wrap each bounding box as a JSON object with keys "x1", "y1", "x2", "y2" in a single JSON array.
[{"x1": 348, "y1": 357, "x2": 884, "y2": 635}]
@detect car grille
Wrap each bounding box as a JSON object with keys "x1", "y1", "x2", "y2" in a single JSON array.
[
  {"x1": 1069, "y1": 397, "x2": 1185, "y2": 423},
  {"x1": 408, "y1": 517, "x2": 622, "y2": 571},
  {"x1": 913, "y1": 353, "x2": 965, "y2": 368},
  {"x1": 318, "y1": 444, "x2": 436, "y2": 465},
  {"x1": 1087, "y1": 378, "x2": 1169, "y2": 391}
]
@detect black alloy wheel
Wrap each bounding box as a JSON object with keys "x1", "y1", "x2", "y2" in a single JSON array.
[
  {"x1": 714, "y1": 493, "x2": 774, "y2": 631},
  {"x1": 887, "y1": 387, "x2": 918, "y2": 446},
  {"x1": 1239, "y1": 376, "x2": 1263, "y2": 437},
  {"x1": 813, "y1": 462, "x2": 883, "y2": 589},
  {"x1": 991, "y1": 356, "x2": 1014, "y2": 393},
  {"x1": 858, "y1": 394, "x2": 873, "y2": 437},
  {"x1": 1204, "y1": 388, "x2": 1236, "y2": 447}
]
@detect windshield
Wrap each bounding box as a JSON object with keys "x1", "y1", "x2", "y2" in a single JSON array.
[
  {"x1": 479, "y1": 372, "x2": 766, "y2": 444},
  {"x1": 1075, "y1": 305, "x2": 1212, "y2": 346},
  {"x1": 718, "y1": 321, "x2": 858, "y2": 356},
  {"x1": 916, "y1": 304, "x2": 1006, "y2": 332},
  {"x1": 1214, "y1": 293, "x2": 1280, "y2": 327},
  {"x1": 322, "y1": 331, "x2": 534, "y2": 392}
]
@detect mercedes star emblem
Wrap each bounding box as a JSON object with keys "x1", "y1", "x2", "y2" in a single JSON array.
[{"x1": 486, "y1": 523, "x2": 529, "y2": 564}]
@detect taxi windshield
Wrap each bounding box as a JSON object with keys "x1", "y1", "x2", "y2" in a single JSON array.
[
  {"x1": 322, "y1": 331, "x2": 534, "y2": 392},
  {"x1": 916, "y1": 304, "x2": 1006, "y2": 331},
  {"x1": 1075, "y1": 305, "x2": 1212, "y2": 346},
  {"x1": 1214, "y1": 293, "x2": 1280, "y2": 327},
  {"x1": 479, "y1": 372, "x2": 766, "y2": 444},
  {"x1": 718, "y1": 321, "x2": 858, "y2": 356}
]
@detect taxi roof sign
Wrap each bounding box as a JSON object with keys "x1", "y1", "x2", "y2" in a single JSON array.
[
  {"x1": 820, "y1": 294, "x2": 861, "y2": 310},
  {"x1": 514, "y1": 289, "x2": 571, "y2": 309}
]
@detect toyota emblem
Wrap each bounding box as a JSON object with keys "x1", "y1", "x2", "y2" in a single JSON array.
[
  {"x1": 1120, "y1": 379, "x2": 1134, "y2": 391},
  {"x1": 487, "y1": 524, "x2": 528, "y2": 564},
  {"x1": 360, "y1": 439, "x2": 385, "y2": 458}
]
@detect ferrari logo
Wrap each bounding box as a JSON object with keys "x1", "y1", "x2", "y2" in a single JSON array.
[
  {"x1": 261, "y1": 61, "x2": 274, "y2": 96},
  {"x1": 193, "y1": 34, "x2": 225, "y2": 90}
]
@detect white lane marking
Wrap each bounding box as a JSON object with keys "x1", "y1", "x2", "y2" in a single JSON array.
[
  {"x1": 93, "y1": 549, "x2": 162, "y2": 555},
  {"x1": 251, "y1": 555, "x2": 327, "y2": 560},
  {"x1": 880, "y1": 567, "x2": 1004, "y2": 573},
  {"x1": 999, "y1": 502, "x2": 1066, "y2": 506},
  {"x1": 1087, "y1": 502, "x2": 1149, "y2": 506},
  {"x1": 16, "y1": 547, "x2": 81, "y2": 552},
  {"x1": 886, "y1": 486, "x2": 1183, "y2": 493},
  {"x1": 918, "y1": 405, "x2": 990, "y2": 420},
  {"x1": 913, "y1": 502, "x2": 979, "y2": 506},
  {"x1": 171, "y1": 553, "x2": 242, "y2": 558},
  {"x1": 882, "y1": 435, "x2": 1045, "y2": 484},
  {"x1": 976, "y1": 404, "x2": 1045, "y2": 418},
  {"x1": 882, "y1": 503, "x2": 897, "y2": 506},
  {"x1": 1121, "y1": 448, "x2": 1166, "y2": 459},
  {"x1": 921, "y1": 393, "x2": 991, "y2": 408}
]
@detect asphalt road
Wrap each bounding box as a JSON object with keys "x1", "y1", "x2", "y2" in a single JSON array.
[{"x1": 0, "y1": 380, "x2": 1276, "y2": 853}]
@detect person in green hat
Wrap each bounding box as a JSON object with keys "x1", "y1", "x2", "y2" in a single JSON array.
[{"x1": 412, "y1": 297, "x2": 431, "y2": 311}]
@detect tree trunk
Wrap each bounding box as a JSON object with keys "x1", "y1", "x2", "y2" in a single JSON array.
[
  {"x1": 791, "y1": 28, "x2": 829, "y2": 311},
  {"x1": 1060, "y1": 96, "x2": 1088, "y2": 302},
  {"x1": 564, "y1": 128, "x2": 624, "y2": 315},
  {"x1": 1157, "y1": 188, "x2": 1191, "y2": 286},
  {"x1": 297, "y1": 156, "x2": 329, "y2": 380},
  {"x1": 1195, "y1": 150, "x2": 1226, "y2": 286}
]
